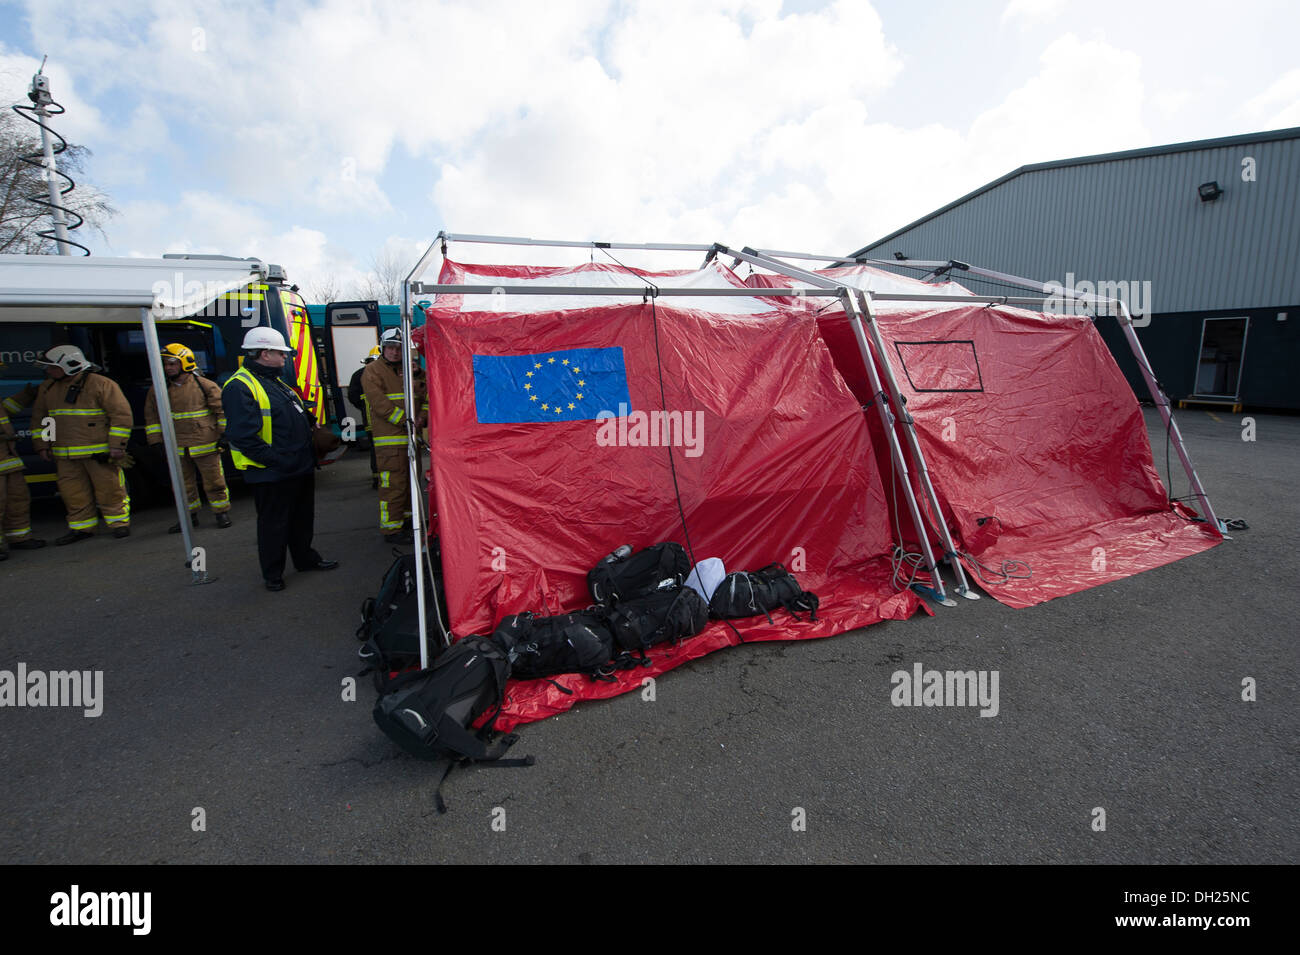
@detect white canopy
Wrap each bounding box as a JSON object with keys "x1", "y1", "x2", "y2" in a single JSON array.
[
  {"x1": 0, "y1": 253, "x2": 268, "y2": 582},
  {"x1": 0, "y1": 254, "x2": 267, "y2": 322}
]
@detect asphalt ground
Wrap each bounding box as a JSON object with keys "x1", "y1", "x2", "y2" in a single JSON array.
[{"x1": 0, "y1": 407, "x2": 1295, "y2": 865}]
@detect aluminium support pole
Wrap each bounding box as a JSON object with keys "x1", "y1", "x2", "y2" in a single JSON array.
[
  {"x1": 719, "y1": 243, "x2": 954, "y2": 599},
  {"x1": 838, "y1": 291, "x2": 949, "y2": 599},
  {"x1": 140, "y1": 307, "x2": 205, "y2": 582},
  {"x1": 853, "y1": 290, "x2": 977, "y2": 598},
  {"x1": 1116, "y1": 300, "x2": 1221, "y2": 531}
]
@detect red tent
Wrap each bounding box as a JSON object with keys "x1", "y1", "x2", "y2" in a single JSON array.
[
  {"x1": 417, "y1": 258, "x2": 923, "y2": 729},
  {"x1": 745, "y1": 266, "x2": 1222, "y2": 607}
]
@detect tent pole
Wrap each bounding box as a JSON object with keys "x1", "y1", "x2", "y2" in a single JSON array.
[
  {"x1": 1116, "y1": 300, "x2": 1221, "y2": 531},
  {"x1": 838, "y1": 292, "x2": 949, "y2": 599},
  {"x1": 139, "y1": 307, "x2": 205, "y2": 582},
  {"x1": 402, "y1": 264, "x2": 431, "y2": 668},
  {"x1": 714, "y1": 243, "x2": 950, "y2": 598},
  {"x1": 853, "y1": 290, "x2": 978, "y2": 599}
]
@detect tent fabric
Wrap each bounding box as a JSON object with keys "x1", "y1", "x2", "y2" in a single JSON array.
[
  {"x1": 417, "y1": 280, "x2": 924, "y2": 729},
  {"x1": 746, "y1": 268, "x2": 1221, "y2": 606}
]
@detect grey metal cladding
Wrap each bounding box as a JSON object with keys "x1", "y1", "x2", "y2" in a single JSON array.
[{"x1": 854, "y1": 130, "x2": 1300, "y2": 313}]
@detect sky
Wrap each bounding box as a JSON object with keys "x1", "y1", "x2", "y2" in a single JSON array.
[{"x1": 1, "y1": 0, "x2": 1297, "y2": 297}]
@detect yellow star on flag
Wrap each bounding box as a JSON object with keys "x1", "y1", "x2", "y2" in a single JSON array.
[
  {"x1": 529, "y1": 395, "x2": 538, "y2": 401},
  {"x1": 541, "y1": 403, "x2": 549, "y2": 410},
  {"x1": 568, "y1": 403, "x2": 575, "y2": 410},
  {"x1": 547, "y1": 357, "x2": 556, "y2": 364}
]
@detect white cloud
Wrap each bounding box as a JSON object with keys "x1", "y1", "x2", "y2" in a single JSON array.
[
  {"x1": 1000, "y1": 0, "x2": 1067, "y2": 26},
  {"x1": 1241, "y1": 68, "x2": 1300, "y2": 130}
]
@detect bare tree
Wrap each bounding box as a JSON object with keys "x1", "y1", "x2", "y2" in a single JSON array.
[
  {"x1": 307, "y1": 273, "x2": 344, "y2": 304},
  {"x1": 0, "y1": 106, "x2": 114, "y2": 254},
  {"x1": 350, "y1": 244, "x2": 414, "y2": 305}
]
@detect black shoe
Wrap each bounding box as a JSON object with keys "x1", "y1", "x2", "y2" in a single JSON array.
[
  {"x1": 55, "y1": 530, "x2": 94, "y2": 546},
  {"x1": 112, "y1": 527, "x2": 131, "y2": 539},
  {"x1": 9, "y1": 538, "x2": 46, "y2": 550},
  {"x1": 169, "y1": 513, "x2": 200, "y2": 534},
  {"x1": 265, "y1": 578, "x2": 285, "y2": 592},
  {"x1": 215, "y1": 513, "x2": 232, "y2": 528},
  {"x1": 301, "y1": 559, "x2": 339, "y2": 571},
  {"x1": 383, "y1": 530, "x2": 413, "y2": 544}
]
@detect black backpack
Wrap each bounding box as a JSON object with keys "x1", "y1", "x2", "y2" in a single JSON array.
[
  {"x1": 489, "y1": 610, "x2": 616, "y2": 682},
  {"x1": 372, "y1": 635, "x2": 532, "y2": 811},
  {"x1": 607, "y1": 587, "x2": 709, "y2": 654},
  {"x1": 708, "y1": 572, "x2": 774, "y2": 621},
  {"x1": 588, "y1": 542, "x2": 690, "y2": 606},
  {"x1": 357, "y1": 546, "x2": 449, "y2": 673},
  {"x1": 754, "y1": 563, "x2": 819, "y2": 620},
  {"x1": 709, "y1": 565, "x2": 820, "y2": 622}
]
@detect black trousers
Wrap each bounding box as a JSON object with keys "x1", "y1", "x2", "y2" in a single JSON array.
[{"x1": 251, "y1": 473, "x2": 321, "y2": 581}]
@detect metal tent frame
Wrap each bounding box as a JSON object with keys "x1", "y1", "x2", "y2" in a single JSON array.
[
  {"x1": 399, "y1": 231, "x2": 955, "y2": 667},
  {"x1": 749, "y1": 249, "x2": 1221, "y2": 534}
]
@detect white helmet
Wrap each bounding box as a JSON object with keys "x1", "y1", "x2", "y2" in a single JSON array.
[
  {"x1": 241, "y1": 327, "x2": 296, "y2": 354},
  {"x1": 35, "y1": 344, "x2": 95, "y2": 375},
  {"x1": 379, "y1": 327, "x2": 404, "y2": 347}
]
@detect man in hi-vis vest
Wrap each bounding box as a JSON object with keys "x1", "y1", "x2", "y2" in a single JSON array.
[{"x1": 222, "y1": 327, "x2": 337, "y2": 591}]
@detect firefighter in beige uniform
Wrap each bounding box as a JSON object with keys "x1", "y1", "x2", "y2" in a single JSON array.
[
  {"x1": 361, "y1": 328, "x2": 426, "y2": 543},
  {"x1": 0, "y1": 384, "x2": 47, "y2": 559},
  {"x1": 144, "y1": 344, "x2": 232, "y2": 532},
  {"x1": 30, "y1": 345, "x2": 134, "y2": 544}
]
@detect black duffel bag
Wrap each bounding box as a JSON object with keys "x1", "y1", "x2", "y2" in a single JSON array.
[
  {"x1": 489, "y1": 610, "x2": 616, "y2": 682},
  {"x1": 608, "y1": 586, "x2": 709, "y2": 653},
  {"x1": 710, "y1": 565, "x2": 819, "y2": 622},
  {"x1": 588, "y1": 542, "x2": 689, "y2": 606}
]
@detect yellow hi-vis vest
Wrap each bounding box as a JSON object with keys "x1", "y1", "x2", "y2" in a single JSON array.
[{"x1": 223, "y1": 366, "x2": 271, "y2": 470}]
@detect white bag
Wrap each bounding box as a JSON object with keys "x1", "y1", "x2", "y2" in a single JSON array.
[{"x1": 684, "y1": 557, "x2": 726, "y2": 603}]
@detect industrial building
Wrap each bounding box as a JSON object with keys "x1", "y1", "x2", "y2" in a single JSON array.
[{"x1": 848, "y1": 127, "x2": 1300, "y2": 412}]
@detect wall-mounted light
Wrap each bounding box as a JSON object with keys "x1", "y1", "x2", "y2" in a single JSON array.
[
  {"x1": 893, "y1": 251, "x2": 908, "y2": 260},
  {"x1": 1198, "y1": 181, "x2": 1223, "y2": 202}
]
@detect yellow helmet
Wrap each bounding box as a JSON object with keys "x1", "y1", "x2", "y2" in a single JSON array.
[
  {"x1": 364, "y1": 346, "x2": 381, "y2": 363},
  {"x1": 161, "y1": 343, "x2": 198, "y2": 373}
]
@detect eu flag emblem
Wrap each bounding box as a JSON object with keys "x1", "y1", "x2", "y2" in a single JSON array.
[{"x1": 473, "y1": 347, "x2": 632, "y2": 423}]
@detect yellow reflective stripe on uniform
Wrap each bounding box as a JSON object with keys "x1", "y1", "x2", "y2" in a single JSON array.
[
  {"x1": 145, "y1": 423, "x2": 162, "y2": 435},
  {"x1": 171, "y1": 409, "x2": 212, "y2": 419},
  {"x1": 2, "y1": 396, "x2": 21, "y2": 414},
  {"x1": 373, "y1": 435, "x2": 405, "y2": 447},
  {"x1": 4, "y1": 526, "x2": 33, "y2": 539},
  {"x1": 0, "y1": 457, "x2": 23, "y2": 473},
  {"x1": 52, "y1": 444, "x2": 110, "y2": 457},
  {"x1": 48, "y1": 408, "x2": 106, "y2": 416},
  {"x1": 68, "y1": 517, "x2": 99, "y2": 530},
  {"x1": 386, "y1": 407, "x2": 404, "y2": 425},
  {"x1": 379, "y1": 500, "x2": 403, "y2": 530},
  {"x1": 108, "y1": 427, "x2": 131, "y2": 438},
  {"x1": 224, "y1": 367, "x2": 271, "y2": 470},
  {"x1": 384, "y1": 393, "x2": 405, "y2": 400},
  {"x1": 183, "y1": 442, "x2": 220, "y2": 456},
  {"x1": 217, "y1": 417, "x2": 227, "y2": 429},
  {"x1": 0, "y1": 412, "x2": 9, "y2": 427}
]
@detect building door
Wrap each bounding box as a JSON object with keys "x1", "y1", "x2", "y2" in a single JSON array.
[{"x1": 1193, "y1": 317, "x2": 1249, "y2": 399}]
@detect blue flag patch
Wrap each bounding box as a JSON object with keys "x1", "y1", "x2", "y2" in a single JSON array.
[{"x1": 473, "y1": 347, "x2": 631, "y2": 423}]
